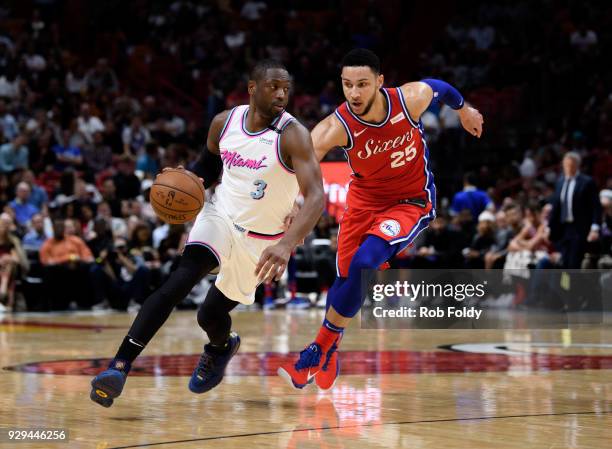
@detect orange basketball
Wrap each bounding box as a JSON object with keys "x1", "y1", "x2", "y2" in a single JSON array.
[{"x1": 150, "y1": 168, "x2": 205, "y2": 224}]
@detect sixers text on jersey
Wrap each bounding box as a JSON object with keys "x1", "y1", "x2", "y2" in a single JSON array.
[{"x1": 334, "y1": 87, "x2": 435, "y2": 210}]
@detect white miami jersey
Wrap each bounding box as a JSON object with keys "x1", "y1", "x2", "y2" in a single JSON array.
[{"x1": 213, "y1": 105, "x2": 300, "y2": 235}]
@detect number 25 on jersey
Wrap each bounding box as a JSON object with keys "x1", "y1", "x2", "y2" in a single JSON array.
[{"x1": 390, "y1": 144, "x2": 417, "y2": 169}]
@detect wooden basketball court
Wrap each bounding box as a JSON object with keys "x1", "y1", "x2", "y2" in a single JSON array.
[{"x1": 1, "y1": 310, "x2": 610, "y2": 448}]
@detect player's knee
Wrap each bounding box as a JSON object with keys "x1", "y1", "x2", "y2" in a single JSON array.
[
  {"x1": 160, "y1": 264, "x2": 202, "y2": 301},
  {"x1": 159, "y1": 246, "x2": 216, "y2": 296},
  {"x1": 197, "y1": 286, "x2": 231, "y2": 332},
  {"x1": 349, "y1": 250, "x2": 382, "y2": 273},
  {"x1": 180, "y1": 245, "x2": 219, "y2": 278},
  {"x1": 197, "y1": 302, "x2": 230, "y2": 332},
  {"x1": 196, "y1": 304, "x2": 214, "y2": 330},
  {"x1": 348, "y1": 236, "x2": 395, "y2": 275}
]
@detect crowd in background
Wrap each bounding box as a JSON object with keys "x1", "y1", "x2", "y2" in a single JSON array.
[{"x1": 0, "y1": 0, "x2": 610, "y2": 313}]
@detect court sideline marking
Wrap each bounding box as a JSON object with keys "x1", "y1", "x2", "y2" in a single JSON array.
[{"x1": 107, "y1": 410, "x2": 610, "y2": 448}]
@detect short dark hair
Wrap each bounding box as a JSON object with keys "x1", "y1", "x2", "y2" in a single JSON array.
[
  {"x1": 502, "y1": 202, "x2": 520, "y2": 213},
  {"x1": 341, "y1": 48, "x2": 381, "y2": 74},
  {"x1": 249, "y1": 59, "x2": 288, "y2": 81},
  {"x1": 463, "y1": 172, "x2": 478, "y2": 186}
]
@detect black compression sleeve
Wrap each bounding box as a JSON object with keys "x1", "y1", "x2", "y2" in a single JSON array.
[
  {"x1": 191, "y1": 147, "x2": 223, "y2": 189},
  {"x1": 123, "y1": 244, "x2": 219, "y2": 348}
]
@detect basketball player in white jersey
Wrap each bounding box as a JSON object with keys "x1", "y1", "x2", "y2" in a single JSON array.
[{"x1": 90, "y1": 60, "x2": 325, "y2": 407}]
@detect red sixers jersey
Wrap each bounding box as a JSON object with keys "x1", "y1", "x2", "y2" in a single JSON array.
[{"x1": 334, "y1": 87, "x2": 435, "y2": 210}]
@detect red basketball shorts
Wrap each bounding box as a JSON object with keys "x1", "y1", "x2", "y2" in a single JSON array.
[{"x1": 336, "y1": 202, "x2": 434, "y2": 277}]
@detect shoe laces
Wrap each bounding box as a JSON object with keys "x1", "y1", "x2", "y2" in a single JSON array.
[
  {"x1": 196, "y1": 352, "x2": 215, "y2": 378},
  {"x1": 321, "y1": 343, "x2": 337, "y2": 371},
  {"x1": 295, "y1": 344, "x2": 322, "y2": 370},
  {"x1": 321, "y1": 333, "x2": 342, "y2": 371}
]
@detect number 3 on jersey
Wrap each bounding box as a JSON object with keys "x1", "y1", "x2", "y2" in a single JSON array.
[
  {"x1": 250, "y1": 179, "x2": 267, "y2": 199},
  {"x1": 390, "y1": 145, "x2": 417, "y2": 168}
]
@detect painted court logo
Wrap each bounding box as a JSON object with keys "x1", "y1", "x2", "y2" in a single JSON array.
[
  {"x1": 379, "y1": 220, "x2": 401, "y2": 237},
  {"x1": 5, "y1": 346, "x2": 612, "y2": 376}
]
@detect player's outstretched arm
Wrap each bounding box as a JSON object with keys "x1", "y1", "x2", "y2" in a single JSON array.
[
  {"x1": 311, "y1": 113, "x2": 350, "y2": 161},
  {"x1": 400, "y1": 80, "x2": 484, "y2": 138},
  {"x1": 255, "y1": 122, "x2": 325, "y2": 283}
]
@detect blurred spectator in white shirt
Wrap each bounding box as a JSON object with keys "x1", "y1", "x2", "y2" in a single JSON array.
[
  {"x1": 570, "y1": 24, "x2": 598, "y2": 52},
  {"x1": 77, "y1": 103, "x2": 105, "y2": 144},
  {"x1": 241, "y1": 1, "x2": 267, "y2": 20}
]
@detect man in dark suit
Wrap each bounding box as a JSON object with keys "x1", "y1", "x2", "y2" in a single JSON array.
[{"x1": 549, "y1": 152, "x2": 601, "y2": 268}]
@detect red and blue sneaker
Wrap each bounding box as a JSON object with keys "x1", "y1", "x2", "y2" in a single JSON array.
[
  {"x1": 315, "y1": 337, "x2": 341, "y2": 390},
  {"x1": 90, "y1": 359, "x2": 130, "y2": 408},
  {"x1": 277, "y1": 343, "x2": 324, "y2": 389},
  {"x1": 189, "y1": 332, "x2": 240, "y2": 394}
]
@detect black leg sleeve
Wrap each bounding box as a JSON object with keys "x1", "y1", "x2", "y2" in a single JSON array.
[
  {"x1": 125, "y1": 245, "x2": 219, "y2": 345},
  {"x1": 197, "y1": 285, "x2": 239, "y2": 346}
]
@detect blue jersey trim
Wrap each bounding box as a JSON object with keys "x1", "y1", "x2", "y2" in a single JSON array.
[
  {"x1": 334, "y1": 110, "x2": 354, "y2": 151},
  {"x1": 396, "y1": 87, "x2": 419, "y2": 128},
  {"x1": 345, "y1": 88, "x2": 392, "y2": 128},
  {"x1": 417, "y1": 127, "x2": 436, "y2": 210},
  {"x1": 388, "y1": 210, "x2": 435, "y2": 245}
]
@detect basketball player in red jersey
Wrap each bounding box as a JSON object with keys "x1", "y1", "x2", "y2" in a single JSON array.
[{"x1": 279, "y1": 49, "x2": 483, "y2": 390}]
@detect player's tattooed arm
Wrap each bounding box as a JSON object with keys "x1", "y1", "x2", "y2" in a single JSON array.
[
  {"x1": 311, "y1": 113, "x2": 350, "y2": 161},
  {"x1": 401, "y1": 81, "x2": 484, "y2": 138},
  {"x1": 255, "y1": 122, "x2": 325, "y2": 283}
]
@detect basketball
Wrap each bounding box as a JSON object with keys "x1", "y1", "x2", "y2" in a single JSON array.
[{"x1": 150, "y1": 168, "x2": 205, "y2": 224}]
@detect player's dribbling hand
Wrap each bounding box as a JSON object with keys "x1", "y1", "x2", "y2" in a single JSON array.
[
  {"x1": 159, "y1": 165, "x2": 204, "y2": 184},
  {"x1": 459, "y1": 105, "x2": 484, "y2": 138},
  {"x1": 255, "y1": 242, "x2": 292, "y2": 283}
]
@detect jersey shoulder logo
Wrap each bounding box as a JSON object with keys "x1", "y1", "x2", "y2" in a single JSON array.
[
  {"x1": 390, "y1": 112, "x2": 405, "y2": 125},
  {"x1": 353, "y1": 128, "x2": 367, "y2": 137}
]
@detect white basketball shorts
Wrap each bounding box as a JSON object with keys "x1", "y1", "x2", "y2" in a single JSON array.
[{"x1": 185, "y1": 200, "x2": 283, "y2": 304}]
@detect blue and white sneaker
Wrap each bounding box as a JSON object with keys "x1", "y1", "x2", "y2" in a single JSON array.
[
  {"x1": 90, "y1": 359, "x2": 130, "y2": 408},
  {"x1": 263, "y1": 297, "x2": 276, "y2": 310},
  {"x1": 286, "y1": 296, "x2": 311, "y2": 310},
  {"x1": 188, "y1": 332, "x2": 240, "y2": 394},
  {"x1": 315, "y1": 291, "x2": 328, "y2": 309}
]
